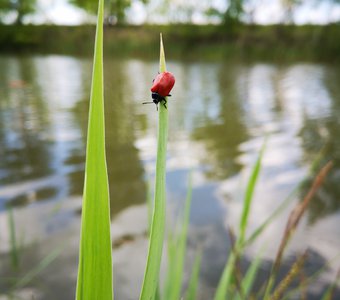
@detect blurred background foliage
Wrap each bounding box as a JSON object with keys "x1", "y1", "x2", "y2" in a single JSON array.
[
  {"x1": 0, "y1": 0, "x2": 339, "y2": 61},
  {"x1": 0, "y1": 0, "x2": 339, "y2": 25},
  {"x1": 0, "y1": 0, "x2": 37, "y2": 24}
]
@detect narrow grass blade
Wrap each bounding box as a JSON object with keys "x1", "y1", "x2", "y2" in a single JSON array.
[
  {"x1": 239, "y1": 141, "x2": 266, "y2": 246},
  {"x1": 168, "y1": 174, "x2": 193, "y2": 300},
  {"x1": 185, "y1": 251, "x2": 202, "y2": 300},
  {"x1": 242, "y1": 255, "x2": 263, "y2": 299},
  {"x1": 321, "y1": 288, "x2": 334, "y2": 300},
  {"x1": 12, "y1": 248, "x2": 61, "y2": 290},
  {"x1": 75, "y1": 0, "x2": 113, "y2": 299},
  {"x1": 245, "y1": 191, "x2": 294, "y2": 247},
  {"x1": 146, "y1": 180, "x2": 163, "y2": 300},
  {"x1": 321, "y1": 269, "x2": 340, "y2": 300},
  {"x1": 235, "y1": 247, "x2": 264, "y2": 300},
  {"x1": 140, "y1": 34, "x2": 169, "y2": 300},
  {"x1": 214, "y1": 251, "x2": 237, "y2": 300},
  {"x1": 7, "y1": 207, "x2": 19, "y2": 269},
  {"x1": 227, "y1": 227, "x2": 246, "y2": 299},
  {"x1": 164, "y1": 230, "x2": 177, "y2": 298},
  {"x1": 214, "y1": 141, "x2": 265, "y2": 300},
  {"x1": 246, "y1": 147, "x2": 329, "y2": 247},
  {"x1": 154, "y1": 285, "x2": 162, "y2": 300}
]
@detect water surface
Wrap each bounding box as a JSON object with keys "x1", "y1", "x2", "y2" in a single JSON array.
[{"x1": 0, "y1": 55, "x2": 339, "y2": 299}]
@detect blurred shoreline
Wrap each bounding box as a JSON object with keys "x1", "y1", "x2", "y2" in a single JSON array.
[{"x1": 0, "y1": 23, "x2": 339, "y2": 62}]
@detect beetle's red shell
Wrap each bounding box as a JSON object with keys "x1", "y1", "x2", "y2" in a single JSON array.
[{"x1": 151, "y1": 71, "x2": 175, "y2": 97}]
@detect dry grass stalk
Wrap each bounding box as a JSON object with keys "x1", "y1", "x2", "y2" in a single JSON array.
[
  {"x1": 270, "y1": 252, "x2": 307, "y2": 300},
  {"x1": 299, "y1": 271, "x2": 307, "y2": 300},
  {"x1": 273, "y1": 161, "x2": 333, "y2": 272}
]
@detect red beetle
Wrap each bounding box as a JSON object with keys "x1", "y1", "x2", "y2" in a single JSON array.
[{"x1": 143, "y1": 71, "x2": 175, "y2": 109}]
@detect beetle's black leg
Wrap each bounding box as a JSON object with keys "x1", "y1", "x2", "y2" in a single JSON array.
[
  {"x1": 167, "y1": 94, "x2": 171, "y2": 97},
  {"x1": 163, "y1": 98, "x2": 167, "y2": 109}
]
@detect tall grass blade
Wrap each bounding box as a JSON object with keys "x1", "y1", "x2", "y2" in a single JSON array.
[
  {"x1": 214, "y1": 247, "x2": 237, "y2": 300},
  {"x1": 154, "y1": 285, "x2": 162, "y2": 300},
  {"x1": 245, "y1": 195, "x2": 293, "y2": 247},
  {"x1": 164, "y1": 230, "x2": 177, "y2": 298},
  {"x1": 13, "y1": 248, "x2": 61, "y2": 290},
  {"x1": 8, "y1": 207, "x2": 19, "y2": 269},
  {"x1": 168, "y1": 174, "x2": 193, "y2": 300},
  {"x1": 140, "y1": 34, "x2": 169, "y2": 300},
  {"x1": 227, "y1": 227, "x2": 245, "y2": 299},
  {"x1": 321, "y1": 269, "x2": 340, "y2": 300},
  {"x1": 239, "y1": 141, "x2": 266, "y2": 246},
  {"x1": 235, "y1": 247, "x2": 264, "y2": 300},
  {"x1": 146, "y1": 181, "x2": 163, "y2": 300},
  {"x1": 214, "y1": 141, "x2": 265, "y2": 300},
  {"x1": 246, "y1": 147, "x2": 329, "y2": 247},
  {"x1": 185, "y1": 252, "x2": 202, "y2": 300},
  {"x1": 75, "y1": 0, "x2": 113, "y2": 299}
]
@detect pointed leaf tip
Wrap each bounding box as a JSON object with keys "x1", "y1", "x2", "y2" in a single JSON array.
[{"x1": 159, "y1": 34, "x2": 166, "y2": 73}]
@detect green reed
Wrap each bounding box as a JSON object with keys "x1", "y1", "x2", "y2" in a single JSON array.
[
  {"x1": 75, "y1": 0, "x2": 113, "y2": 299},
  {"x1": 139, "y1": 34, "x2": 169, "y2": 300}
]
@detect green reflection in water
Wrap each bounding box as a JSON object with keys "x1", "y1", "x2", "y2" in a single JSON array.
[
  {"x1": 0, "y1": 55, "x2": 340, "y2": 300},
  {"x1": 0, "y1": 55, "x2": 339, "y2": 225},
  {"x1": 192, "y1": 63, "x2": 248, "y2": 179},
  {"x1": 0, "y1": 56, "x2": 53, "y2": 184}
]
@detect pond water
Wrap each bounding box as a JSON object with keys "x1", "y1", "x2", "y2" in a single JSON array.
[{"x1": 0, "y1": 55, "x2": 339, "y2": 299}]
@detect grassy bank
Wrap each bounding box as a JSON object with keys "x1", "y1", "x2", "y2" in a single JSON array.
[{"x1": 1, "y1": 23, "x2": 340, "y2": 61}]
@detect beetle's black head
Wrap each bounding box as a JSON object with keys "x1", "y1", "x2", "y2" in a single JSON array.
[{"x1": 152, "y1": 92, "x2": 164, "y2": 104}]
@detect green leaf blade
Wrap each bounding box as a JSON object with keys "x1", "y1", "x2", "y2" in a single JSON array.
[
  {"x1": 75, "y1": 0, "x2": 113, "y2": 299},
  {"x1": 239, "y1": 141, "x2": 266, "y2": 246},
  {"x1": 214, "y1": 140, "x2": 266, "y2": 300},
  {"x1": 169, "y1": 174, "x2": 193, "y2": 300},
  {"x1": 185, "y1": 252, "x2": 202, "y2": 300},
  {"x1": 8, "y1": 208, "x2": 19, "y2": 269},
  {"x1": 140, "y1": 34, "x2": 169, "y2": 300}
]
